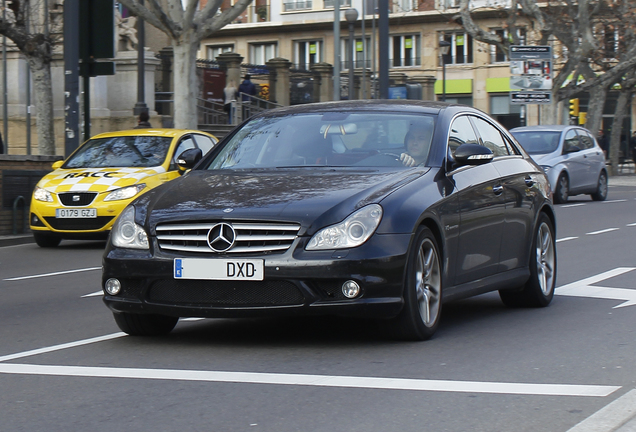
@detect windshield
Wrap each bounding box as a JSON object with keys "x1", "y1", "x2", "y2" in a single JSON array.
[
  {"x1": 64, "y1": 136, "x2": 173, "y2": 168},
  {"x1": 205, "y1": 112, "x2": 436, "y2": 170},
  {"x1": 512, "y1": 131, "x2": 561, "y2": 155}
]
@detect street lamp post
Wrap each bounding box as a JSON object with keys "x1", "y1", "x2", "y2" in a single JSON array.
[
  {"x1": 133, "y1": 0, "x2": 148, "y2": 116},
  {"x1": 345, "y1": 8, "x2": 358, "y2": 100},
  {"x1": 439, "y1": 40, "x2": 451, "y2": 102}
]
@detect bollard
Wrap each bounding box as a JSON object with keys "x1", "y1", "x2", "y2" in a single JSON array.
[{"x1": 12, "y1": 196, "x2": 27, "y2": 235}]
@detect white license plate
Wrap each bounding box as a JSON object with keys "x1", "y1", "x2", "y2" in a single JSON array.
[
  {"x1": 56, "y1": 208, "x2": 97, "y2": 218},
  {"x1": 174, "y1": 258, "x2": 264, "y2": 281}
]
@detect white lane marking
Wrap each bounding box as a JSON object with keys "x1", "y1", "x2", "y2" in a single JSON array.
[
  {"x1": 556, "y1": 268, "x2": 636, "y2": 308},
  {"x1": 566, "y1": 389, "x2": 636, "y2": 432},
  {"x1": 0, "y1": 333, "x2": 126, "y2": 363},
  {"x1": 0, "y1": 363, "x2": 620, "y2": 397},
  {"x1": 82, "y1": 291, "x2": 104, "y2": 298},
  {"x1": 562, "y1": 203, "x2": 587, "y2": 208},
  {"x1": 603, "y1": 199, "x2": 627, "y2": 204},
  {"x1": 627, "y1": 223, "x2": 636, "y2": 227},
  {"x1": 557, "y1": 237, "x2": 578, "y2": 243},
  {"x1": 586, "y1": 228, "x2": 619, "y2": 236},
  {"x1": 3, "y1": 267, "x2": 101, "y2": 281}
]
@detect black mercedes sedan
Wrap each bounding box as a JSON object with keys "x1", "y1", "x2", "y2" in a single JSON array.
[{"x1": 102, "y1": 100, "x2": 556, "y2": 341}]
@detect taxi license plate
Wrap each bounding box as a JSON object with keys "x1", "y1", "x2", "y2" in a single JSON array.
[
  {"x1": 174, "y1": 258, "x2": 264, "y2": 281},
  {"x1": 56, "y1": 208, "x2": 97, "y2": 218}
]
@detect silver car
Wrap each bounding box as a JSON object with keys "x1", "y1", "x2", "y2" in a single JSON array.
[{"x1": 510, "y1": 125, "x2": 608, "y2": 203}]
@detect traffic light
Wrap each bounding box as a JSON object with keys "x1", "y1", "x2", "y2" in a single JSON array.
[
  {"x1": 569, "y1": 98, "x2": 579, "y2": 117},
  {"x1": 578, "y1": 112, "x2": 587, "y2": 125}
]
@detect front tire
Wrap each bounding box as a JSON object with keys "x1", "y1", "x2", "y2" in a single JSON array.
[
  {"x1": 391, "y1": 226, "x2": 442, "y2": 341},
  {"x1": 500, "y1": 213, "x2": 556, "y2": 308},
  {"x1": 33, "y1": 232, "x2": 61, "y2": 248},
  {"x1": 554, "y1": 174, "x2": 569, "y2": 204},
  {"x1": 591, "y1": 171, "x2": 608, "y2": 201},
  {"x1": 113, "y1": 312, "x2": 178, "y2": 336}
]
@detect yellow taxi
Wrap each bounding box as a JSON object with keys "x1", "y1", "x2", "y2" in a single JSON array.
[{"x1": 30, "y1": 129, "x2": 218, "y2": 247}]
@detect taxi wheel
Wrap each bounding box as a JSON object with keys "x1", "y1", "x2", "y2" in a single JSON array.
[
  {"x1": 33, "y1": 232, "x2": 61, "y2": 248},
  {"x1": 113, "y1": 312, "x2": 178, "y2": 336}
]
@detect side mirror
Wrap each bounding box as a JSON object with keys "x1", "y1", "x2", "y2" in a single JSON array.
[
  {"x1": 52, "y1": 160, "x2": 64, "y2": 170},
  {"x1": 453, "y1": 143, "x2": 494, "y2": 166},
  {"x1": 176, "y1": 148, "x2": 203, "y2": 171}
]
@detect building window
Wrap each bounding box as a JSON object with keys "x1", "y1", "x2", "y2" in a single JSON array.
[
  {"x1": 323, "y1": 0, "x2": 350, "y2": 8},
  {"x1": 391, "y1": 35, "x2": 420, "y2": 67},
  {"x1": 340, "y1": 37, "x2": 372, "y2": 70},
  {"x1": 440, "y1": 32, "x2": 472, "y2": 64},
  {"x1": 596, "y1": 24, "x2": 618, "y2": 59},
  {"x1": 207, "y1": 45, "x2": 234, "y2": 60},
  {"x1": 490, "y1": 28, "x2": 526, "y2": 63},
  {"x1": 283, "y1": 0, "x2": 312, "y2": 11},
  {"x1": 249, "y1": 42, "x2": 278, "y2": 65},
  {"x1": 294, "y1": 40, "x2": 323, "y2": 70}
]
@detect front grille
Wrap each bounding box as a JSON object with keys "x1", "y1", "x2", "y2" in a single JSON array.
[
  {"x1": 44, "y1": 216, "x2": 114, "y2": 230},
  {"x1": 147, "y1": 279, "x2": 305, "y2": 307},
  {"x1": 58, "y1": 192, "x2": 98, "y2": 206},
  {"x1": 156, "y1": 221, "x2": 301, "y2": 254}
]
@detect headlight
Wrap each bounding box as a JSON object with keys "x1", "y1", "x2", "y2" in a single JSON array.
[
  {"x1": 111, "y1": 206, "x2": 149, "y2": 249},
  {"x1": 104, "y1": 184, "x2": 146, "y2": 202},
  {"x1": 33, "y1": 186, "x2": 54, "y2": 202},
  {"x1": 306, "y1": 204, "x2": 383, "y2": 250}
]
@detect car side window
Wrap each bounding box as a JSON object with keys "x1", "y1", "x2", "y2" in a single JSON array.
[
  {"x1": 448, "y1": 116, "x2": 479, "y2": 157},
  {"x1": 193, "y1": 134, "x2": 217, "y2": 155},
  {"x1": 563, "y1": 130, "x2": 580, "y2": 153},
  {"x1": 471, "y1": 117, "x2": 510, "y2": 157},
  {"x1": 577, "y1": 130, "x2": 594, "y2": 150}
]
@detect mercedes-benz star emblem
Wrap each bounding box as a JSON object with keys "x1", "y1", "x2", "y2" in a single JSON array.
[{"x1": 207, "y1": 223, "x2": 236, "y2": 252}]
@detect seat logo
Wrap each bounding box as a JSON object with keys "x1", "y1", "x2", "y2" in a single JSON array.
[
  {"x1": 72, "y1": 195, "x2": 81, "y2": 202},
  {"x1": 207, "y1": 223, "x2": 236, "y2": 252}
]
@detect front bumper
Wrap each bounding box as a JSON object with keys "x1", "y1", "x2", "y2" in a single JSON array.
[{"x1": 102, "y1": 233, "x2": 411, "y2": 319}]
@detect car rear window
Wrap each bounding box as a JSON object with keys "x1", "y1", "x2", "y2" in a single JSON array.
[{"x1": 64, "y1": 136, "x2": 173, "y2": 168}]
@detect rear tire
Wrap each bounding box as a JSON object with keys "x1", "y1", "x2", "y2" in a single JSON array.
[
  {"x1": 500, "y1": 213, "x2": 556, "y2": 308},
  {"x1": 390, "y1": 226, "x2": 442, "y2": 341},
  {"x1": 554, "y1": 174, "x2": 569, "y2": 204},
  {"x1": 33, "y1": 232, "x2": 61, "y2": 248},
  {"x1": 591, "y1": 171, "x2": 608, "y2": 201},
  {"x1": 113, "y1": 312, "x2": 178, "y2": 336}
]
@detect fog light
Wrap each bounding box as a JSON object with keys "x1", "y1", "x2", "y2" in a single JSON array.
[
  {"x1": 105, "y1": 278, "x2": 121, "y2": 295},
  {"x1": 342, "y1": 280, "x2": 360, "y2": 298}
]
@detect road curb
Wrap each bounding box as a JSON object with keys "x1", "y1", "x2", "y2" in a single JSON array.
[
  {"x1": 0, "y1": 234, "x2": 34, "y2": 247},
  {"x1": 566, "y1": 389, "x2": 636, "y2": 432}
]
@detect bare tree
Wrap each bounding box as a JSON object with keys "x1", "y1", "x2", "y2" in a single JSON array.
[
  {"x1": 117, "y1": 0, "x2": 253, "y2": 130},
  {"x1": 0, "y1": 0, "x2": 56, "y2": 155}
]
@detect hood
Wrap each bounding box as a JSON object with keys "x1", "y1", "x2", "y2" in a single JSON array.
[
  {"x1": 38, "y1": 166, "x2": 167, "y2": 194},
  {"x1": 529, "y1": 152, "x2": 558, "y2": 165},
  {"x1": 141, "y1": 168, "x2": 426, "y2": 233}
]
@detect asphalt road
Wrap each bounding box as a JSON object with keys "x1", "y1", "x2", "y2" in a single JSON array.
[{"x1": 2, "y1": 184, "x2": 636, "y2": 432}]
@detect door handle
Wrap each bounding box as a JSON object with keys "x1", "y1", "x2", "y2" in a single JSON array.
[
  {"x1": 492, "y1": 185, "x2": 504, "y2": 196},
  {"x1": 525, "y1": 177, "x2": 535, "y2": 187}
]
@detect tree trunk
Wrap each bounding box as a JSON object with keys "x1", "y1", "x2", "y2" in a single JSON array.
[
  {"x1": 608, "y1": 90, "x2": 632, "y2": 176},
  {"x1": 172, "y1": 33, "x2": 199, "y2": 130},
  {"x1": 27, "y1": 56, "x2": 55, "y2": 155},
  {"x1": 584, "y1": 85, "x2": 607, "y2": 137}
]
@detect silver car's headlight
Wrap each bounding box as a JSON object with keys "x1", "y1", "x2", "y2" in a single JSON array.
[
  {"x1": 33, "y1": 186, "x2": 54, "y2": 202},
  {"x1": 306, "y1": 204, "x2": 383, "y2": 250},
  {"x1": 111, "y1": 206, "x2": 149, "y2": 249},
  {"x1": 104, "y1": 184, "x2": 146, "y2": 202}
]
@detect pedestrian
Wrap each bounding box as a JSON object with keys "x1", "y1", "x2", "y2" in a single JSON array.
[
  {"x1": 223, "y1": 79, "x2": 238, "y2": 125},
  {"x1": 630, "y1": 131, "x2": 636, "y2": 164},
  {"x1": 134, "y1": 111, "x2": 152, "y2": 129},
  {"x1": 238, "y1": 74, "x2": 257, "y2": 120},
  {"x1": 0, "y1": 130, "x2": 4, "y2": 154},
  {"x1": 597, "y1": 130, "x2": 608, "y2": 159}
]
